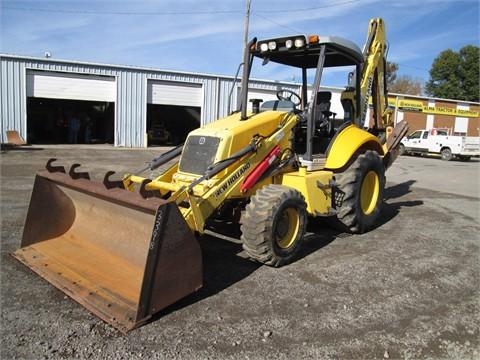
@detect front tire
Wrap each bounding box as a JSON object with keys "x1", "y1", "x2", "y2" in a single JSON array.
[
  {"x1": 441, "y1": 147, "x2": 453, "y2": 161},
  {"x1": 398, "y1": 143, "x2": 406, "y2": 156},
  {"x1": 333, "y1": 151, "x2": 385, "y2": 233},
  {"x1": 241, "y1": 185, "x2": 307, "y2": 267}
]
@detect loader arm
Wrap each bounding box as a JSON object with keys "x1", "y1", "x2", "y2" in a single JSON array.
[{"x1": 126, "y1": 112, "x2": 300, "y2": 234}]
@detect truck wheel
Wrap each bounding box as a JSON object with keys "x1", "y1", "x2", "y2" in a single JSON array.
[
  {"x1": 441, "y1": 147, "x2": 453, "y2": 161},
  {"x1": 333, "y1": 151, "x2": 385, "y2": 233},
  {"x1": 241, "y1": 185, "x2": 307, "y2": 267},
  {"x1": 398, "y1": 143, "x2": 405, "y2": 156},
  {"x1": 458, "y1": 155, "x2": 471, "y2": 162}
]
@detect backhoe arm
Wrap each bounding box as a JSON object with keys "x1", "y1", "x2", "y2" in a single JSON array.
[
  {"x1": 359, "y1": 18, "x2": 409, "y2": 167},
  {"x1": 359, "y1": 17, "x2": 392, "y2": 129}
]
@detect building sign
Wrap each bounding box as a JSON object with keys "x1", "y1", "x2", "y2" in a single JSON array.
[
  {"x1": 397, "y1": 99, "x2": 424, "y2": 112},
  {"x1": 423, "y1": 106, "x2": 478, "y2": 118},
  {"x1": 398, "y1": 99, "x2": 479, "y2": 117},
  {"x1": 370, "y1": 97, "x2": 479, "y2": 118}
]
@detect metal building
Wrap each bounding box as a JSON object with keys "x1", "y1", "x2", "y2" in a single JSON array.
[
  {"x1": 1, "y1": 54, "x2": 321, "y2": 147},
  {"x1": 8, "y1": 54, "x2": 475, "y2": 147}
]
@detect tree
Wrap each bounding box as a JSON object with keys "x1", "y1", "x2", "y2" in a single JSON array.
[
  {"x1": 386, "y1": 61, "x2": 398, "y2": 85},
  {"x1": 425, "y1": 45, "x2": 479, "y2": 102},
  {"x1": 389, "y1": 75, "x2": 423, "y2": 95},
  {"x1": 385, "y1": 61, "x2": 422, "y2": 95}
]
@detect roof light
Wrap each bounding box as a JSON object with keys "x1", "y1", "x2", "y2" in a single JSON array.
[
  {"x1": 260, "y1": 43, "x2": 269, "y2": 52},
  {"x1": 308, "y1": 35, "x2": 319, "y2": 44},
  {"x1": 294, "y1": 38, "x2": 305, "y2": 48},
  {"x1": 285, "y1": 39, "x2": 293, "y2": 49},
  {"x1": 268, "y1": 41, "x2": 277, "y2": 50}
]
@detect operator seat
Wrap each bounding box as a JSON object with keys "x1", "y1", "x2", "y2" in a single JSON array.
[{"x1": 315, "y1": 91, "x2": 336, "y2": 136}]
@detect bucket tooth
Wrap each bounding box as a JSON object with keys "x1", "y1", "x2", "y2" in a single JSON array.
[
  {"x1": 68, "y1": 163, "x2": 90, "y2": 180},
  {"x1": 46, "y1": 158, "x2": 66, "y2": 173},
  {"x1": 139, "y1": 179, "x2": 158, "y2": 199},
  {"x1": 103, "y1": 171, "x2": 125, "y2": 189}
]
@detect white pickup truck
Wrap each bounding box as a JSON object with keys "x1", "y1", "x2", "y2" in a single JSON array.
[{"x1": 399, "y1": 129, "x2": 480, "y2": 161}]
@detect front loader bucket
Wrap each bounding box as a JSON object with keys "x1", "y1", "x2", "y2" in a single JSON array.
[{"x1": 12, "y1": 165, "x2": 202, "y2": 333}]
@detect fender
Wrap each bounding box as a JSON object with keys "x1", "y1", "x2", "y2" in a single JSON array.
[{"x1": 325, "y1": 124, "x2": 384, "y2": 170}]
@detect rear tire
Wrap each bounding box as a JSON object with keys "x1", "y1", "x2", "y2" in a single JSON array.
[
  {"x1": 441, "y1": 147, "x2": 453, "y2": 161},
  {"x1": 458, "y1": 155, "x2": 471, "y2": 162},
  {"x1": 333, "y1": 151, "x2": 385, "y2": 233},
  {"x1": 241, "y1": 185, "x2": 307, "y2": 267}
]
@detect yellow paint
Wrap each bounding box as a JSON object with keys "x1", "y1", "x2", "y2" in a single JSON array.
[
  {"x1": 325, "y1": 125, "x2": 383, "y2": 169},
  {"x1": 275, "y1": 207, "x2": 300, "y2": 249},
  {"x1": 360, "y1": 170, "x2": 380, "y2": 215},
  {"x1": 189, "y1": 111, "x2": 294, "y2": 158},
  {"x1": 281, "y1": 170, "x2": 334, "y2": 215},
  {"x1": 171, "y1": 111, "x2": 300, "y2": 233}
]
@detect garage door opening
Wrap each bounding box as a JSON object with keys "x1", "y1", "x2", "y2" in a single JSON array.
[
  {"x1": 147, "y1": 104, "x2": 200, "y2": 146},
  {"x1": 27, "y1": 98, "x2": 114, "y2": 144}
]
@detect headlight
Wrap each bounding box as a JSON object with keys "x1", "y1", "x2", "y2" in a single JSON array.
[
  {"x1": 268, "y1": 41, "x2": 277, "y2": 50},
  {"x1": 285, "y1": 39, "x2": 293, "y2": 49},
  {"x1": 294, "y1": 38, "x2": 305, "y2": 48}
]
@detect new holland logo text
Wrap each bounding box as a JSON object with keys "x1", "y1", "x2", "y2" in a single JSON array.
[
  {"x1": 362, "y1": 75, "x2": 374, "y2": 123},
  {"x1": 214, "y1": 163, "x2": 251, "y2": 197}
]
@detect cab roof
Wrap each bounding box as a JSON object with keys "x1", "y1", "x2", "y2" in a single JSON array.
[{"x1": 252, "y1": 35, "x2": 364, "y2": 68}]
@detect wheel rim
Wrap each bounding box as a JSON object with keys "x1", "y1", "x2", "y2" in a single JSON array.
[
  {"x1": 275, "y1": 207, "x2": 300, "y2": 249},
  {"x1": 360, "y1": 170, "x2": 380, "y2": 215}
]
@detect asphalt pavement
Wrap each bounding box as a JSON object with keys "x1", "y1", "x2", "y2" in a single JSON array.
[{"x1": 1, "y1": 146, "x2": 479, "y2": 359}]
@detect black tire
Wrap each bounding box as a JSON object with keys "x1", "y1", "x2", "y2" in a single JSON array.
[
  {"x1": 333, "y1": 151, "x2": 385, "y2": 234},
  {"x1": 458, "y1": 155, "x2": 471, "y2": 162},
  {"x1": 241, "y1": 185, "x2": 307, "y2": 267},
  {"x1": 441, "y1": 147, "x2": 453, "y2": 161},
  {"x1": 398, "y1": 143, "x2": 406, "y2": 156}
]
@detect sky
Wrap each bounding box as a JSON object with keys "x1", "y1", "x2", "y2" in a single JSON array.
[{"x1": 1, "y1": 0, "x2": 479, "y2": 88}]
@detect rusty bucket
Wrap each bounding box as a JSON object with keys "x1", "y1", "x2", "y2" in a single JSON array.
[{"x1": 12, "y1": 161, "x2": 202, "y2": 333}]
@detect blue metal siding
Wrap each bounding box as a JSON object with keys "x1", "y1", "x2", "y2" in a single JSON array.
[
  {"x1": 218, "y1": 79, "x2": 237, "y2": 118},
  {"x1": 1, "y1": 58, "x2": 26, "y2": 142},
  {"x1": 116, "y1": 71, "x2": 146, "y2": 147},
  {"x1": 202, "y1": 78, "x2": 216, "y2": 125},
  {"x1": 1, "y1": 54, "x2": 305, "y2": 146}
]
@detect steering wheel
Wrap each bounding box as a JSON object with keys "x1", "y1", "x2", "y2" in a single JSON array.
[{"x1": 276, "y1": 89, "x2": 301, "y2": 106}]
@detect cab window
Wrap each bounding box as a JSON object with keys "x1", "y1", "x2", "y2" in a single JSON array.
[{"x1": 409, "y1": 131, "x2": 422, "y2": 139}]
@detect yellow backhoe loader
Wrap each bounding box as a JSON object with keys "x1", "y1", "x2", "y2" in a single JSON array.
[{"x1": 13, "y1": 18, "x2": 408, "y2": 332}]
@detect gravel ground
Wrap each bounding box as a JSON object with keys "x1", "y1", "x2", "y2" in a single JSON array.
[{"x1": 1, "y1": 145, "x2": 479, "y2": 359}]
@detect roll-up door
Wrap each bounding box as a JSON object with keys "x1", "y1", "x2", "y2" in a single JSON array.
[
  {"x1": 147, "y1": 81, "x2": 203, "y2": 107},
  {"x1": 26, "y1": 71, "x2": 116, "y2": 102}
]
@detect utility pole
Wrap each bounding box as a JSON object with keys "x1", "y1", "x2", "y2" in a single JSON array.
[
  {"x1": 243, "y1": 0, "x2": 251, "y2": 56},
  {"x1": 228, "y1": 0, "x2": 252, "y2": 115}
]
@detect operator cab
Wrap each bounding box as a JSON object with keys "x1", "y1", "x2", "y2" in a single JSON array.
[{"x1": 243, "y1": 34, "x2": 364, "y2": 165}]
